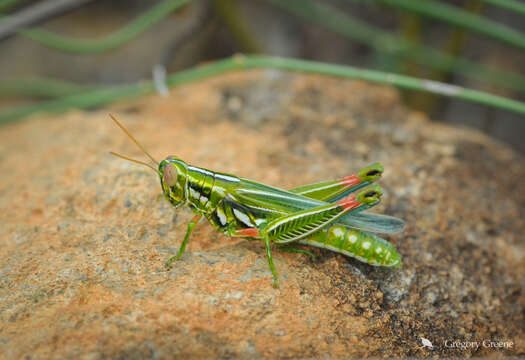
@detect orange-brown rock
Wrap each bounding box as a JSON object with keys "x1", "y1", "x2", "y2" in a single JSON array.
[{"x1": 0, "y1": 71, "x2": 523, "y2": 358}]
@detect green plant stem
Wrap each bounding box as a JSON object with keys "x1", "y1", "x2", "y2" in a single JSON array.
[
  {"x1": 481, "y1": 0, "x2": 525, "y2": 15},
  {"x1": 16, "y1": 0, "x2": 193, "y2": 53},
  {"x1": 1, "y1": 55, "x2": 524, "y2": 125},
  {"x1": 410, "y1": 0, "x2": 483, "y2": 113},
  {"x1": 212, "y1": 0, "x2": 264, "y2": 53},
  {"x1": 0, "y1": 81, "x2": 154, "y2": 124},
  {"x1": 377, "y1": 0, "x2": 525, "y2": 50},
  {"x1": 236, "y1": 56, "x2": 525, "y2": 114},
  {"x1": 399, "y1": 12, "x2": 430, "y2": 111},
  {"x1": 0, "y1": 0, "x2": 20, "y2": 12},
  {"x1": 445, "y1": 0, "x2": 483, "y2": 57},
  {"x1": 270, "y1": 0, "x2": 525, "y2": 93},
  {"x1": 0, "y1": 77, "x2": 98, "y2": 98}
]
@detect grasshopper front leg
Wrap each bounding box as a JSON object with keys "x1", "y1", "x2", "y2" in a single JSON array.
[{"x1": 165, "y1": 214, "x2": 202, "y2": 268}]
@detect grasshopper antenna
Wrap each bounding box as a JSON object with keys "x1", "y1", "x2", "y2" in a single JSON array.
[
  {"x1": 109, "y1": 114, "x2": 159, "y2": 166},
  {"x1": 109, "y1": 151, "x2": 158, "y2": 173}
]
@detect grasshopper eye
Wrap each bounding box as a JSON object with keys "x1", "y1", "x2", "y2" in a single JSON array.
[
  {"x1": 163, "y1": 164, "x2": 178, "y2": 187},
  {"x1": 364, "y1": 191, "x2": 377, "y2": 198}
]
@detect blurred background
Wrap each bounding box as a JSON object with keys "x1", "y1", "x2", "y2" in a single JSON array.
[{"x1": 0, "y1": 0, "x2": 524, "y2": 151}]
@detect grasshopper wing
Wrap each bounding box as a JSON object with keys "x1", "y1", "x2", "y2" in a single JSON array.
[
  {"x1": 231, "y1": 178, "x2": 403, "y2": 235},
  {"x1": 230, "y1": 178, "x2": 326, "y2": 220},
  {"x1": 339, "y1": 212, "x2": 405, "y2": 235}
]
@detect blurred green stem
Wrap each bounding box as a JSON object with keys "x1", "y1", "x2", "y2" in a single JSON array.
[
  {"x1": 445, "y1": 0, "x2": 483, "y2": 57},
  {"x1": 1, "y1": 55, "x2": 524, "y2": 125},
  {"x1": 0, "y1": 77, "x2": 98, "y2": 98},
  {"x1": 479, "y1": 0, "x2": 525, "y2": 15},
  {"x1": 15, "y1": 0, "x2": 193, "y2": 53},
  {"x1": 0, "y1": 0, "x2": 20, "y2": 13},
  {"x1": 270, "y1": 0, "x2": 525, "y2": 93},
  {"x1": 409, "y1": 0, "x2": 483, "y2": 112},
  {"x1": 399, "y1": 12, "x2": 430, "y2": 111},
  {"x1": 399, "y1": 11, "x2": 422, "y2": 75},
  {"x1": 377, "y1": 0, "x2": 525, "y2": 50},
  {"x1": 212, "y1": 0, "x2": 264, "y2": 53}
]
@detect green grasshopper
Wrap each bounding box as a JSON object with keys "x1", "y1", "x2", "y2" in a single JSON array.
[{"x1": 110, "y1": 115, "x2": 404, "y2": 288}]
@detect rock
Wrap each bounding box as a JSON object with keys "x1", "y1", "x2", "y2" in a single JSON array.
[{"x1": 0, "y1": 71, "x2": 523, "y2": 358}]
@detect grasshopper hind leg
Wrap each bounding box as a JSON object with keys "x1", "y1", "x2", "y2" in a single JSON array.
[
  {"x1": 263, "y1": 234, "x2": 280, "y2": 289},
  {"x1": 236, "y1": 187, "x2": 381, "y2": 287},
  {"x1": 278, "y1": 244, "x2": 317, "y2": 261},
  {"x1": 232, "y1": 227, "x2": 280, "y2": 288}
]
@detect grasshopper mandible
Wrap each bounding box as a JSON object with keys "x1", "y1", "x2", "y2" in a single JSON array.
[{"x1": 109, "y1": 115, "x2": 404, "y2": 288}]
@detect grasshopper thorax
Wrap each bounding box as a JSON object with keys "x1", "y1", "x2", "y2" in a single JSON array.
[{"x1": 159, "y1": 156, "x2": 189, "y2": 209}]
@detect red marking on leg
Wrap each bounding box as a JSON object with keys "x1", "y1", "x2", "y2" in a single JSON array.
[
  {"x1": 235, "y1": 228, "x2": 260, "y2": 237},
  {"x1": 342, "y1": 174, "x2": 360, "y2": 188},
  {"x1": 191, "y1": 215, "x2": 201, "y2": 222},
  {"x1": 337, "y1": 195, "x2": 361, "y2": 210}
]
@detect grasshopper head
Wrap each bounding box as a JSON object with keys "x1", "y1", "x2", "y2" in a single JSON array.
[
  {"x1": 159, "y1": 156, "x2": 189, "y2": 209},
  {"x1": 108, "y1": 115, "x2": 189, "y2": 209}
]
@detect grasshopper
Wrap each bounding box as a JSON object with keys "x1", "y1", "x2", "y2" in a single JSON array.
[{"x1": 109, "y1": 115, "x2": 404, "y2": 288}]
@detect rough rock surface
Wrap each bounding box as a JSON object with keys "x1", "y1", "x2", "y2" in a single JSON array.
[{"x1": 0, "y1": 71, "x2": 523, "y2": 359}]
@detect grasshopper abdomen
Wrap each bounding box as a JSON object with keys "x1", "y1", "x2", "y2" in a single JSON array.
[{"x1": 299, "y1": 225, "x2": 402, "y2": 267}]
